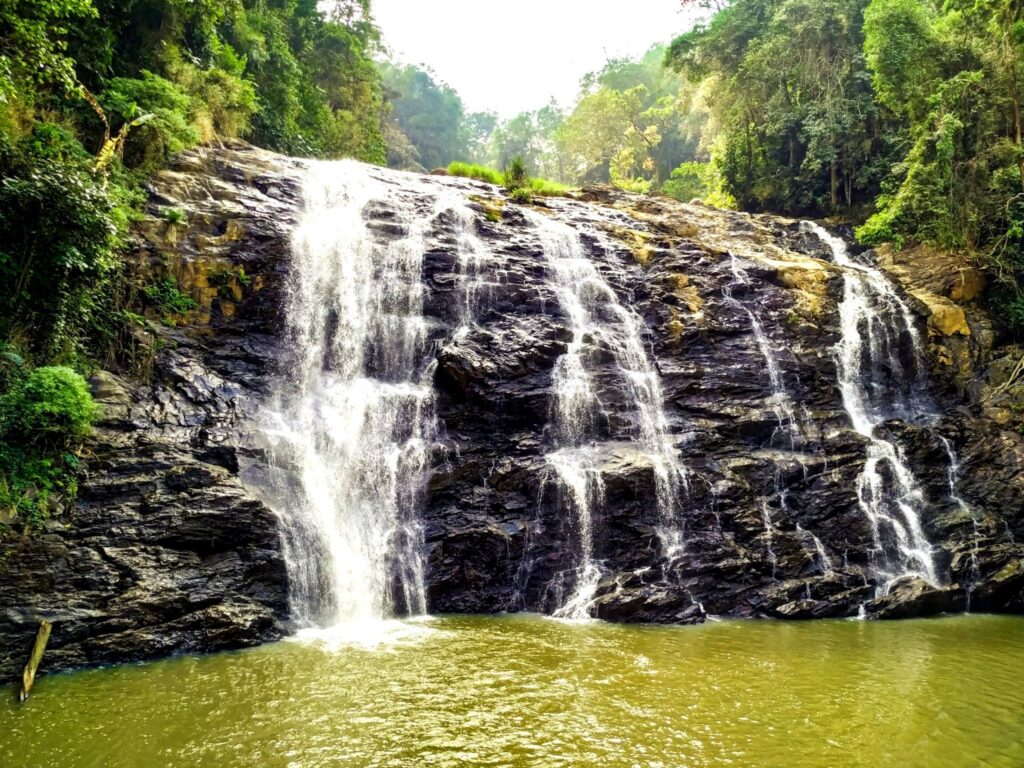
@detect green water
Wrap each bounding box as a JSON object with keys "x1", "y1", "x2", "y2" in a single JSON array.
[{"x1": 3, "y1": 614, "x2": 1023, "y2": 767}]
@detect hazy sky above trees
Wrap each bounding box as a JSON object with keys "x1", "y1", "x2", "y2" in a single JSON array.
[{"x1": 372, "y1": 1, "x2": 699, "y2": 117}]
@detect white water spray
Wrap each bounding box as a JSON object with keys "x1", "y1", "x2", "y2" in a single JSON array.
[
  {"x1": 528, "y1": 210, "x2": 685, "y2": 618},
  {"x1": 256, "y1": 161, "x2": 439, "y2": 632},
  {"x1": 803, "y1": 222, "x2": 939, "y2": 590}
]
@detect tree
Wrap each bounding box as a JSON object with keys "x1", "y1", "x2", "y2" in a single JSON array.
[
  {"x1": 559, "y1": 45, "x2": 703, "y2": 188},
  {"x1": 380, "y1": 62, "x2": 466, "y2": 170},
  {"x1": 668, "y1": 0, "x2": 885, "y2": 213}
]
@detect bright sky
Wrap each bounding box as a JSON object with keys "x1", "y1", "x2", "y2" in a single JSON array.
[{"x1": 372, "y1": 1, "x2": 701, "y2": 118}]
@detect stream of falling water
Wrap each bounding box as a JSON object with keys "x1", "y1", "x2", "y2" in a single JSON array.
[
  {"x1": 803, "y1": 222, "x2": 939, "y2": 591},
  {"x1": 528, "y1": 210, "x2": 684, "y2": 619},
  {"x1": 723, "y1": 253, "x2": 799, "y2": 443},
  {"x1": 254, "y1": 160, "x2": 437, "y2": 637},
  {"x1": 939, "y1": 437, "x2": 982, "y2": 609},
  {"x1": 722, "y1": 253, "x2": 836, "y2": 577},
  {"x1": 446, "y1": 195, "x2": 492, "y2": 334}
]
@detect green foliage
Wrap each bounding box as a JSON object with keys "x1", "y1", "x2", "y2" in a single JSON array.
[
  {"x1": 101, "y1": 71, "x2": 200, "y2": 168},
  {"x1": 209, "y1": 266, "x2": 251, "y2": 299},
  {"x1": 447, "y1": 160, "x2": 571, "y2": 199},
  {"x1": 669, "y1": 0, "x2": 885, "y2": 214},
  {"x1": 0, "y1": 366, "x2": 95, "y2": 528},
  {"x1": 0, "y1": 366, "x2": 96, "y2": 443},
  {"x1": 508, "y1": 187, "x2": 534, "y2": 204},
  {"x1": 144, "y1": 277, "x2": 196, "y2": 323},
  {"x1": 489, "y1": 102, "x2": 566, "y2": 179},
  {"x1": 380, "y1": 62, "x2": 467, "y2": 170},
  {"x1": 162, "y1": 207, "x2": 187, "y2": 225},
  {"x1": 612, "y1": 175, "x2": 653, "y2": 194},
  {"x1": 0, "y1": 0, "x2": 97, "y2": 104},
  {"x1": 503, "y1": 156, "x2": 531, "y2": 193},
  {"x1": 528, "y1": 177, "x2": 571, "y2": 197},
  {"x1": 662, "y1": 162, "x2": 709, "y2": 201},
  {"x1": 858, "y1": 0, "x2": 1024, "y2": 332},
  {"x1": 0, "y1": 142, "x2": 122, "y2": 361},
  {"x1": 558, "y1": 45, "x2": 705, "y2": 190},
  {"x1": 447, "y1": 162, "x2": 505, "y2": 185},
  {"x1": 231, "y1": 4, "x2": 385, "y2": 161}
]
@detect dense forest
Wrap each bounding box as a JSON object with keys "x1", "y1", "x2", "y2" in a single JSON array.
[
  {"x1": 1, "y1": 0, "x2": 1023, "y2": 526},
  {"x1": 0, "y1": 0, "x2": 393, "y2": 524},
  {"x1": 383, "y1": 0, "x2": 1024, "y2": 343}
]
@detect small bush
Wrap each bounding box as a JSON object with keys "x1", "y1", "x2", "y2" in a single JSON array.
[
  {"x1": 0, "y1": 366, "x2": 96, "y2": 529},
  {"x1": 144, "y1": 277, "x2": 197, "y2": 320},
  {"x1": 501, "y1": 156, "x2": 537, "y2": 204},
  {"x1": 0, "y1": 366, "x2": 97, "y2": 445},
  {"x1": 163, "y1": 207, "x2": 188, "y2": 225},
  {"x1": 503, "y1": 156, "x2": 530, "y2": 192}
]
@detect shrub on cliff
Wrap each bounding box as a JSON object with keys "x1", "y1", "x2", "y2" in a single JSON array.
[
  {"x1": 0, "y1": 366, "x2": 96, "y2": 529},
  {"x1": 0, "y1": 366, "x2": 97, "y2": 445}
]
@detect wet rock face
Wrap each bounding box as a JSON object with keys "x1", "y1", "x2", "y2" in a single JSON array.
[
  {"x1": 0, "y1": 144, "x2": 300, "y2": 679},
  {"x1": 3, "y1": 143, "x2": 1023, "y2": 678},
  {"x1": 418, "y1": 187, "x2": 1024, "y2": 623}
]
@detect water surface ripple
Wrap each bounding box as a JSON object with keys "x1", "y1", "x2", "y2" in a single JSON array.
[{"x1": 3, "y1": 615, "x2": 1023, "y2": 767}]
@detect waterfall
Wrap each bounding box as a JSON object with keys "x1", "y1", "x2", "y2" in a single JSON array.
[
  {"x1": 256, "y1": 160, "x2": 436, "y2": 631},
  {"x1": 796, "y1": 523, "x2": 835, "y2": 576},
  {"x1": 723, "y1": 253, "x2": 799, "y2": 442},
  {"x1": 939, "y1": 437, "x2": 982, "y2": 609},
  {"x1": 803, "y1": 222, "x2": 939, "y2": 590},
  {"x1": 759, "y1": 501, "x2": 779, "y2": 579},
  {"x1": 445, "y1": 195, "x2": 492, "y2": 334},
  {"x1": 723, "y1": 253, "x2": 836, "y2": 577},
  {"x1": 528, "y1": 209, "x2": 684, "y2": 618}
]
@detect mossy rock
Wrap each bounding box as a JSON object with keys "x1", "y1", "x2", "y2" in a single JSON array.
[{"x1": 469, "y1": 195, "x2": 505, "y2": 223}]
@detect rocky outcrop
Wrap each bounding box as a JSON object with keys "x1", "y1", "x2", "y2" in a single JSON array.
[
  {"x1": 0, "y1": 144, "x2": 301, "y2": 679},
  {"x1": 421, "y1": 186, "x2": 1024, "y2": 622},
  {"x1": 3, "y1": 143, "x2": 1022, "y2": 679}
]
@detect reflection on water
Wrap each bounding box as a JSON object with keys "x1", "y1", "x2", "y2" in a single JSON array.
[{"x1": 3, "y1": 615, "x2": 1023, "y2": 768}]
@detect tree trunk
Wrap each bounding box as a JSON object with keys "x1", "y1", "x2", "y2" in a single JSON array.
[
  {"x1": 19, "y1": 620, "x2": 52, "y2": 703},
  {"x1": 830, "y1": 159, "x2": 840, "y2": 211},
  {"x1": 1010, "y1": 78, "x2": 1024, "y2": 192}
]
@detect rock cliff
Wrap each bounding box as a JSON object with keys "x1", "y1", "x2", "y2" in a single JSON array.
[{"x1": 2, "y1": 143, "x2": 1022, "y2": 678}]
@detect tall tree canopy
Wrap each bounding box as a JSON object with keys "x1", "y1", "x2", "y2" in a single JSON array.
[{"x1": 670, "y1": 0, "x2": 1024, "y2": 333}]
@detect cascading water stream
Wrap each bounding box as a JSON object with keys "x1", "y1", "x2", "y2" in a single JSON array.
[
  {"x1": 759, "y1": 501, "x2": 779, "y2": 580},
  {"x1": 255, "y1": 160, "x2": 439, "y2": 634},
  {"x1": 527, "y1": 209, "x2": 684, "y2": 618},
  {"x1": 722, "y1": 253, "x2": 835, "y2": 577},
  {"x1": 723, "y1": 253, "x2": 799, "y2": 442},
  {"x1": 444, "y1": 195, "x2": 493, "y2": 335},
  {"x1": 803, "y1": 222, "x2": 939, "y2": 591},
  {"x1": 939, "y1": 437, "x2": 982, "y2": 609}
]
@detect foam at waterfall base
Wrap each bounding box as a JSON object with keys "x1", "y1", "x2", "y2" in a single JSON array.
[{"x1": 289, "y1": 615, "x2": 440, "y2": 651}]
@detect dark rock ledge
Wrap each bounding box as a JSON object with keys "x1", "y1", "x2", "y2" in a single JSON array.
[{"x1": 2, "y1": 142, "x2": 1023, "y2": 681}]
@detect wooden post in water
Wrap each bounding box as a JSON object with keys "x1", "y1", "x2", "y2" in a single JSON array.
[{"x1": 18, "y1": 620, "x2": 51, "y2": 703}]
